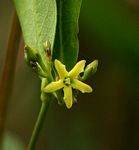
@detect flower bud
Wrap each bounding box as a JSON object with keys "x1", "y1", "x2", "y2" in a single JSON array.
[
  {"x1": 24, "y1": 45, "x2": 48, "y2": 73},
  {"x1": 24, "y1": 45, "x2": 38, "y2": 65},
  {"x1": 81, "y1": 60, "x2": 98, "y2": 81}
]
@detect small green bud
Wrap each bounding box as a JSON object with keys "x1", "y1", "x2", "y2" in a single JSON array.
[
  {"x1": 24, "y1": 45, "x2": 48, "y2": 73},
  {"x1": 81, "y1": 60, "x2": 98, "y2": 81},
  {"x1": 24, "y1": 45, "x2": 39, "y2": 68}
]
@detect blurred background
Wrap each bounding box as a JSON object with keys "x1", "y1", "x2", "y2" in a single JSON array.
[{"x1": 0, "y1": 0, "x2": 139, "y2": 149}]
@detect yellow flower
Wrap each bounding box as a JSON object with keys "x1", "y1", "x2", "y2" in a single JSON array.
[{"x1": 43, "y1": 59, "x2": 93, "y2": 109}]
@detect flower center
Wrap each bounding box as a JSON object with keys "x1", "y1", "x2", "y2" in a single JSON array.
[{"x1": 63, "y1": 77, "x2": 71, "y2": 86}]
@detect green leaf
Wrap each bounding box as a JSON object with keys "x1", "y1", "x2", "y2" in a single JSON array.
[
  {"x1": 13, "y1": 0, "x2": 57, "y2": 65},
  {"x1": 53, "y1": 0, "x2": 82, "y2": 70}
]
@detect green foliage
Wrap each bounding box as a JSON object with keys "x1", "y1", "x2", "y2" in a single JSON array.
[
  {"x1": 13, "y1": 0, "x2": 84, "y2": 103},
  {"x1": 13, "y1": 0, "x2": 82, "y2": 70},
  {"x1": 53, "y1": 0, "x2": 82, "y2": 70},
  {"x1": 13, "y1": 0, "x2": 57, "y2": 66}
]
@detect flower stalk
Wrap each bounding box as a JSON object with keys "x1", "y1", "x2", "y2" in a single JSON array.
[{"x1": 27, "y1": 99, "x2": 51, "y2": 150}]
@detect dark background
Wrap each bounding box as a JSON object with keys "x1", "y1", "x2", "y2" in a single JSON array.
[{"x1": 0, "y1": 0, "x2": 139, "y2": 149}]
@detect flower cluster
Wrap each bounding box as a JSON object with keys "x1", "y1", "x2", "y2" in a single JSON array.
[{"x1": 24, "y1": 42, "x2": 98, "y2": 109}]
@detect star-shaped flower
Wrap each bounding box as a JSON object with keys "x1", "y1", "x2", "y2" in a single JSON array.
[{"x1": 43, "y1": 59, "x2": 93, "y2": 109}]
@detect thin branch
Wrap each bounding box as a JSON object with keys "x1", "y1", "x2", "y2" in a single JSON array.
[{"x1": 0, "y1": 10, "x2": 21, "y2": 141}]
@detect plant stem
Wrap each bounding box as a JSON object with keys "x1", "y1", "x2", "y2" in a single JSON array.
[
  {"x1": 0, "y1": 10, "x2": 21, "y2": 142},
  {"x1": 27, "y1": 100, "x2": 50, "y2": 150}
]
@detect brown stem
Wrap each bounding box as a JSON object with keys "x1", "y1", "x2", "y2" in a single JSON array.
[{"x1": 0, "y1": 10, "x2": 21, "y2": 142}]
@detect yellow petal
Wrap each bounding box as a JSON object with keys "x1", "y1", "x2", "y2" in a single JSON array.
[
  {"x1": 69, "y1": 60, "x2": 86, "y2": 78},
  {"x1": 43, "y1": 80, "x2": 63, "y2": 93},
  {"x1": 63, "y1": 86, "x2": 73, "y2": 109},
  {"x1": 55, "y1": 59, "x2": 68, "y2": 79},
  {"x1": 72, "y1": 79, "x2": 93, "y2": 93}
]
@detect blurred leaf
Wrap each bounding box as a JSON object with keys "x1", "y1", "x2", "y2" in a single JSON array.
[
  {"x1": 53, "y1": 0, "x2": 82, "y2": 70},
  {"x1": 13, "y1": 0, "x2": 57, "y2": 64},
  {"x1": 2, "y1": 132, "x2": 25, "y2": 150}
]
